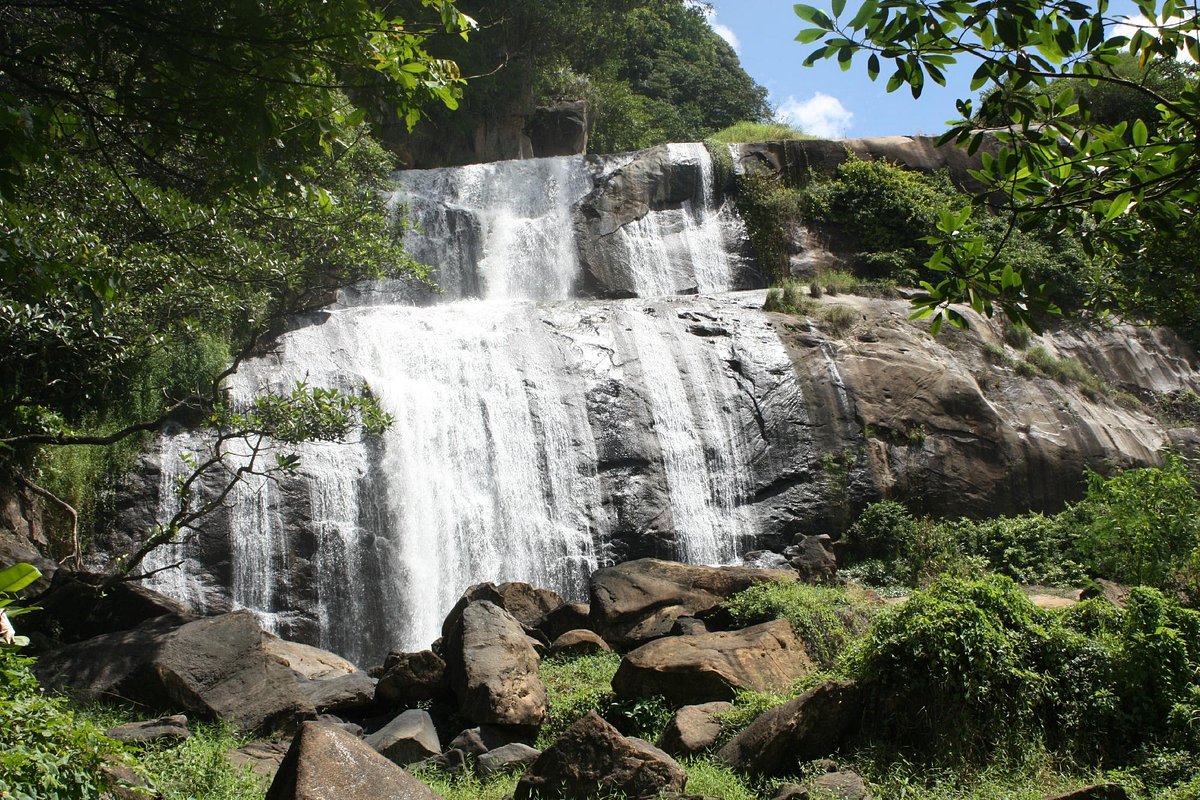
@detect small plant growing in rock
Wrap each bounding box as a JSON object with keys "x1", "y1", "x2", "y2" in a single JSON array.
[{"x1": 764, "y1": 280, "x2": 814, "y2": 316}]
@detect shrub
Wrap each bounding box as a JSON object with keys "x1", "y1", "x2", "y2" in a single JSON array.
[
  {"x1": 737, "y1": 174, "x2": 805, "y2": 283},
  {"x1": 763, "y1": 280, "x2": 813, "y2": 316},
  {"x1": 819, "y1": 304, "x2": 859, "y2": 337},
  {"x1": 849, "y1": 575, "x2": 1049, "y2": 761},
  {"x1": 0, "y1": 650, "x2": 139, "y2": 797},
  {"x1": 1075, "y1": 453, "x2": 1200, "y2": 594},
  {"x1": 724, "y1": 582, "x2": 876, "y2": 668},
  {"x1": 943, "y1": 513, "x2": 1087, "y2": 586}
]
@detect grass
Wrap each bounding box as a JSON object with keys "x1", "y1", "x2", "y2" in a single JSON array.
[
  {"x1": 764, "y1": 280, "x2": 815, "y2": 316},
  {"x1": 680, "y1": 759, "x2": 763, "y2": 800},
  {"x1": 538, "y1": 651, "x2": 622, "y2": 747},
  {"x1": 414, "y1": 768, "x2": 519, "y2": 800},
  {"x1": 816, "y1": 268, "x2": 860, "y2": 296},
  {"x1": 709, "y1": 120, "x2": 811, "y2": 143},
  {"x1": 819, "y1": 304, "x2": 859, "y2": 337}
]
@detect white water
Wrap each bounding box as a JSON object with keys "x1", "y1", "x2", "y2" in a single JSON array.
[{"x1": 147, "y1": 147, "x2": 769, "y2": 663}]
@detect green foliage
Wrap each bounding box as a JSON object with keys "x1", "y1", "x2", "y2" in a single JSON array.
[
  {"x1": 794, "y1": 0, "x2": 1200, "y2": 332},
  {"x1": 607, "y1": 694, "x2": 675, "y2": 742},
  {"x1": 709, "y1": 121, "x2": 811, "y2": 144},
  {"x1": 850, "y1": 575, "x2": 1049, "y2": 760},
  {"x1": 537, "y1": 651, "x2": 622, "y2": 746},
  {"x1": 940, "y1": 514, "x2": 1088, "y2": 587},
  {"x1": 135, "y1": 722, "x2": 266, "y2": 800},
  {"x1": 678, "y1": 758, "x2": 762, "y2": 800},
  {"x1": 736, "y1": 174, "x2": 806, "y2": 283},
  {"x1": 0, "y1": 650, "x2": 137, "y2": 798},
  {"x1": 724, "y1": 582, "x2": 876, "y2": 669},
  {"x1": 763, "y1": 281, "x2": 814, "y2": 316},
  {"x1": 414, "y1": 768, "x2": 518, "y2": 800},
  {"x1": 1076, "y1": 453, "x2": 1200, "y2": 596},
  {"x1": 816, "y1": 269, "x2": 860, "y2": 295}
]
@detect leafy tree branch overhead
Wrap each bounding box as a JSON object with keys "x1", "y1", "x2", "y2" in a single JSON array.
[
  {"x1": 794, "y1": 0, "x2": 1200, "y2": 333},
  {"x1": 0, "y1": 0, "x2": 470, "y2": 575}
]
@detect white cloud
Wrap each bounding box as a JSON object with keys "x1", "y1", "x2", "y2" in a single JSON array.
[
  {"x1": 777, "y1": 93, "x2": 854, "y2": 138},
  {"x1": 712, "y1": 22, "x2": 740, "y2": 52}
]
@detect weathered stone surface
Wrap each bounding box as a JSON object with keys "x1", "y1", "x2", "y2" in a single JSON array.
[
  {"x1": 590, "y1": 559, "x2": 797, "y2": 648},
  {"x1": 441, "y1": 582, "x2": 566, "y2": 639},
  {"x1": 226, "y1": 741, "x2": 290, "y2": 781},
  {"x1": 786, "y1": 535, "x2": 838, "y2": 584},
  {"x1": 444, "y1": 600, "x2": 547, "y2": 727},
  {"x1": 528, "y1": 101, "x2": 588, "y2": 158},
  {"x1": 36, "y1": 611, "x2": 313, "y2": 734},
  {"x1": 549, "y1": 629, "x2": 611, "y2": 657},
  {"x1": 447, "y1": 725, "x2": 526, "y2": 758},
  {"x1": 266, "y1": 721, "x2": 443, "y2": 800},
  {"x1": 541, "y1": 602, "x2": 592, "y2": 640},
  {"x1": 31, "y1": 572, "x2": 191, "y2": 644},
  {"x1": 671, "y1": 617, "x2": 709, "y2": 636},
  {"x1": 657, "y1": 702, "x2": 732, "y2": 757},
  {"x1": 264, "y1": 634, "x2": 358, "y2": 681},
  {"x1": 1044, "y1": 786, "x2": 1130, "y2": 800},
  {"x1": 300, "y1": 672, "x2": 376, "y2": 713},
  {"x1": 799, "y1": 771, "x2": 872, "y2": 800},
  {"x1": 364, "y1": 709, "x2": 441, "y2": 767},
  {"x1": 376, "y1": 649, "x2": 448, "y2": 707},
  {"x1": 742, "y1": 550, "x2": 791, "y2": 570},
  {"x1": 104, "y1": 715, "x2": 190, "y2": 744},
  {"x1": 718, "y1": 680, "x2": 864, "y2": 776},
  {"x1": 613, "y1": 620, "x2": 812, "y2": 704},
  {"x1": 514, "y1": 712, "x2": 687, "y2": 800},
  {"x1": 476, "y1": 742, "x2": 541, "y2": 779}
]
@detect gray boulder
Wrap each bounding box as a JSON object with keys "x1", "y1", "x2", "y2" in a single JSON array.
[
  {"x1": 612, "y1": 620, "x2": 813, "y2": 704},
  {"x1": 441, "y1": 582, "x2": 566, "y2": 639},
  {"x1": 226, "y1": 741, "x2": 290, "y2": 782},
  {"x1": 104, "y1": 715, "x2": 190, "y2": 744},
  {"x1": 774, "y1": 771, "x2": 872, "y2": 800},
  {"x1": 717, "y1": 680, "x2": 863, "y2": 776},
  {"x1": 376, "y1": 649, "x2": 448, "y2": 707},
  {"x1": 742, "y1": 550, "x2": 791, "y2": 570},
  {"x1": 549, "y1": 629, "x2": 611, "y2": 658},
  {"x1": 589, "y1": 559, "x2": 796, "y2": 648},
  {"x1": 657, "y1": 702, "x2": 732, "y2": 757},
  {"x1": 364, "y1": 709, "x2": 441, "y2": 767},
  {"x1": 36, "y1": 611, "x2": 313, "y2": 734},
  {"x1": 785, "y1": 535, "x2": 838, "y2": 584},
  {"x1": 301, "y1": 671, "x2": 376, "y2": 714},
  {"x1": 444, "y1": 600, "x2": 547, "y2": 727},
  {"x1": 514, "y1": 711, "x2": 687, "y2": 800},
  {"x1": 541, "y1": 601, "x2": 591, "y2": 640},
  {"x1": 476, "y1": 742, "x2": 541, "y2": 779},
  {"x1": 266, "y1": 721, "x2": 443, "y2": 800}
]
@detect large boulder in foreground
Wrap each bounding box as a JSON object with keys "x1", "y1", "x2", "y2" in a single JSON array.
[
  {"x1": 589, "y1": 559, "x2": 796, "y2": 648},
  {"x1": 444, "y1": 600, "x2": 547, "y2": 727},
  {"x1": 514, "y1": 711, "x2": 687, "y2": 800},
  {"x1": 717, "y1": 680, "x2": 864, "y2": 776},
  {"x1": 36, "y1": 611, "x2": 313, "y2": 734},
  {"x1": 612, "y1": 620, "x2": 812, "y2": 704},
  {"x1": 266, "y1": 721, "x2": 442, "y2": 800}
]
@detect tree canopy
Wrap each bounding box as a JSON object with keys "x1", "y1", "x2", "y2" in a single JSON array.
[
  {"x1": 794, "y1": 0, "x2": 1200, "y2": 333},
  {"x1": 0, "y1": 0, "x2": 470, "y2": 571}
]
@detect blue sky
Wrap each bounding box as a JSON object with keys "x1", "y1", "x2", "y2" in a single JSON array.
[{"x1": 703, "y1": 0, "x2": 1145, "y2": 139}]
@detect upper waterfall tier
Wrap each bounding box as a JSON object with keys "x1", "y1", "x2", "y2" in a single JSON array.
[{"x1": 386, "y1": 143, "x2": 759, "y2": 303}]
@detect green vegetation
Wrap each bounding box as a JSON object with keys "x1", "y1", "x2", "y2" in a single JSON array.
[
  {"x1": 709, "y1": 121, "x2": 810, "y2": 144},
  {"x1": 538, "y1": 651, "x2": 622, "y2": 746},
  {"x1": 794, "y1": 0, "x2": 1200, "y2": 335},
  {"x1": 414, "y1": 769, "x2": 519, "y2": 800},
  {"x1": 842, "y1": 453, "x2": 1200, "y2": 597},
  {"x1": 736, "y1": 174, "x2": 807, "y2": 284},
  {"x1": 763, "y1": 281, "x2": 815, "y2": 316},
  {"x1": 133, "y1": 722, "x2": 266, "y2": 800},
  {"x1": 0, "y1": 649, "x2": 138, "y2": 797},
  {"x1": 725, "y1": 582, "x2": 876, "y2": 669}
]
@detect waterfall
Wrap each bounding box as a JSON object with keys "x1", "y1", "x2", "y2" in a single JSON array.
[{"x1": 143, "y1": 147, "x2": 776, "y2": 664}]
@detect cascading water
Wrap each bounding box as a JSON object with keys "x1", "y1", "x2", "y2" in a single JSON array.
[{"x1": 144, "y1": 144, "x2": 778, "y2": 664}]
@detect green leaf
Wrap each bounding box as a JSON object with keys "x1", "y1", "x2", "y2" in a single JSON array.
[
  {"x1": 1104, "y1": 191, "x2": 1133, "y2": 222},
  {"x1": 0, "y1": 563, "x2": 41, "y2": 595},
  {"x1": 831, "y1": 0, "x2": 846, "y2": 19},
  {"x1": 794, "y1": 4, "x2": 833, "y2": 29},
  {"x1": 1132, "y1": 119, "x2": 1148, "y2": 147},
  {"x1": 848, "y1": 0, "x2": 879, "y2": 29}
]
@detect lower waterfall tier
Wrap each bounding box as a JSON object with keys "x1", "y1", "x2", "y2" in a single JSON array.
[{"x1": 112, "y1": 291, "x2": 1200, "y2": 666}]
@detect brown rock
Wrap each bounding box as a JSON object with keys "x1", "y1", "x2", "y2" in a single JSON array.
[
  {"x1": 717, "y1": 680, "x2": 863, "y2": 776},
  {"x1": 589, "y1": 559, "x2": 796, "y2": 648},
  {"x1": 265, "y1": 721, "x2": 442, "y2": 800},
  {"x1": 376, "y1": 650, "x2": 448, "y2": 707},
  {"x1": 441, "y1": 582, "x2": 566, "y2": 639},
  {"x1": 514, "y1": 712, "x2": 687, "y2": 800},
  {"x1": 363, "y1": 709, "x2": 441, "y2": 766},
  {"x1": 444, "y1": 600, "x2": 547, "y2": 727},
  {"x1": 549, "y1": 629, "x2": 611, "y2": 658},
  {"x1": 657, "y1": 702, "x2": 733, "y2": 757},
  {"x1": 226, "y1": 741, "x2": 290, "y2": 781},
  {"x1": 612, "y1": 620, "x2": 812, "y2": 704},
  {"x1": 541, "y1": 602, "x2": 591, "y2": 640},
  {"x1": 1044, "y1": 786, "x2": 1129, "y2": 800},
  {"x1": 104, "y1": 715, "x2": 190, "y2": 744}
]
